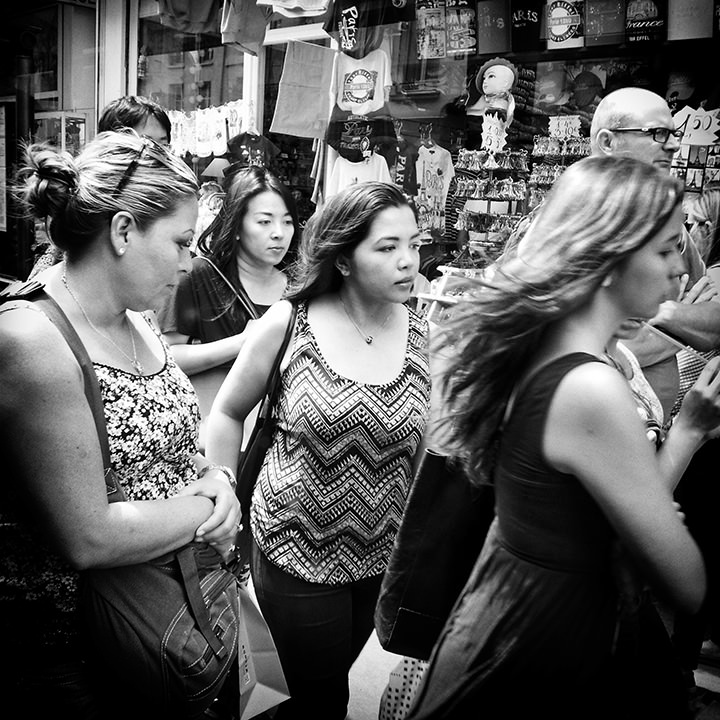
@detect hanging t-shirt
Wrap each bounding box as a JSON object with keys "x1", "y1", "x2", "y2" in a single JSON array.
[
  {"x1": 510, "y1": 0, "x2": 544, "y2": 51},
  {"x1": 326, "y1": 116, "x2": 397, "y2": 164},
  {"x1": 326, "y1": 152, "x2": 392, "y2": 198},
  {"x1": 158, "y1": 0, "x2": 217, "y2": 34},
  {"x1": 324, "y1": 1, "x2": 414, "y2": 59},
  {"x1": 389, "y1": 138, "x2": 418, "y2": 195},
  {"x1": 194, "y1": 107, "x2": 228, "y2": 158},
  {"x1": 226, "y1": 132, "x2": 280, "y2": 169},
  {"x1": 415, "y1": 144, "x2": 456, "y2": 234},
  {"x1": 334, "y1": 48, "x2": 392, "y2": 116},
  {"x1": 221, "y1": 0, "x2": 272, "y2": 56}
]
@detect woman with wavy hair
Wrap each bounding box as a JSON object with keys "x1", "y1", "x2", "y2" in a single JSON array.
[
  {"x1": 406, "y1": 155, "x2": 720, "y2": 720},
  {"x1": 206, "y1": 181, "x2": 431, "y2": 720}
]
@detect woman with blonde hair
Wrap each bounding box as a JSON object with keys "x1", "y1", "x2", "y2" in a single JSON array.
[
  {"x1": 0, "y1": 130, "x2": 241, "y2": 717},
  {"x1": 405, "y1": 155, "x2": 720, "y2": 720},
  {"x1": 688, "y1": 182, "x2": 720, "y2": 283}
]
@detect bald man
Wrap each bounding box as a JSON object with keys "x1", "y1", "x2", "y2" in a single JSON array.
[
  {"x1": 590, "y1": 87, "x2": 720, "y2": 419},
  {"x1": 593, "y1": 88, "x2": 720, "y2": 710}
]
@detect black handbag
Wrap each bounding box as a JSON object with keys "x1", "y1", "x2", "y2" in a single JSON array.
[
  {"x1": 234, "y1": 303, "x2": 297, "y2": 560},
  {"x1": 375, "y1": 361, "x2": 558, "y2": 661},
  {"x1": 374, "y1": 449, "x2": 495, "y2": 661}
]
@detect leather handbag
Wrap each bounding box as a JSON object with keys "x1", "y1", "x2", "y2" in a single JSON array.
[
  {"x1": 375, "y1": 362, "x2": 555, "y2": 661},
  {"x1": 234, "y1": 303, "x2": 298, "y2": 561},
  {"x1": 374, "y1": 449, "x2": 495, "y2": 661},
  {"x1": 1, "y1": 281, "x2": 243, "y2": 718}
]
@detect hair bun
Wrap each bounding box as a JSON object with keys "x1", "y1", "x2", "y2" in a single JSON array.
[{"x1": 21, "y1": 146, "x2": 79, "y2": 219}]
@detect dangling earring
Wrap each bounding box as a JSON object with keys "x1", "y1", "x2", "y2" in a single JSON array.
[{"x1": 600, "y1": 274, "x2": 613, "y2": 288}]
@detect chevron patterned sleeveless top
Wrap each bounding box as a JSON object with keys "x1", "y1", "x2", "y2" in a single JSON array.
[{"x1": 250, "y1": 300, "x2": 431, "y2": 585}]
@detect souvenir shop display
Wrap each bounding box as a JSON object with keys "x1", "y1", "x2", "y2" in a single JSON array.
[
  {"x1": 134, "y1": 0, "x2": 719, "y2": 277},
  {"x1": 528, "y1": 114, "x2": 590, "y2": 209},
  {"x1": 466, "y1": 56, "x2": 518, "y2": 126},
  {"x1": 414, "y1": 122, "x2": 456, "y2": 236},
  {"x1": 417, "y1": 249, "x2": 486, "y2": 327},
  {"x1": 448, "y1": 61, "x2": 527, "y2": 265}
]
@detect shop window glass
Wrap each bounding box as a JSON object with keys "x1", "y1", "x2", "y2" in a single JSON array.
[
  {"x1": 133, "y1": 0, "x2": 719, "y2": 260},
  {"x1": 263, "y1": 41, "x2": 330, "y2": 225},
  {"x1": 137, "y1": 12, "x2": 244, "y2": 113}
]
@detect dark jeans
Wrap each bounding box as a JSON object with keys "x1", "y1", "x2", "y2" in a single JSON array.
[
  {"x1": 251, "y1": 540, "x2": 383, "y2": 720},
  {"x1": 672, "y1": 438, "x2": 720, "y2": 674},
  {"x1": 2, "y1": 658, "x2": 104, "y2": 719}
]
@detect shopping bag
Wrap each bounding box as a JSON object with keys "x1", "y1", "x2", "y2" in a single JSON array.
[
  {"x1": 374, "y1": 450, "x2": 495, "y2": 660},
  {"x1": 237, "y1": 587, "x2": 290, "y2": 719}
]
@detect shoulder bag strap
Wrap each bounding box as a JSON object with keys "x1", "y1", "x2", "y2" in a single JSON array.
[
  {"x1": 257, "y1": 303, "x2": 298, "y2": 421},
  {"x1": 3, "y1": 282, "x2": 123, "y2": 500},
  {"x1": 234, "y1": 303, "x2": 298, "y2": 508},
  {"x1": 195, "y1": 255, "x2": 260, "y2": 320}
]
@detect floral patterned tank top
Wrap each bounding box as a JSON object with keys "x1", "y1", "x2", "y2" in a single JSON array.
[{"x1": 0, "y1": 311, "x2": 200, "y2": 657}]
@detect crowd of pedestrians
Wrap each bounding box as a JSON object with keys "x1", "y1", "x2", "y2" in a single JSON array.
[{"x1": 2, "y1": 86, "x2": 720, "y2": 720}]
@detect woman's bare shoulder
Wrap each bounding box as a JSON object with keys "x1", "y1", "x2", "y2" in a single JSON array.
[{"x1": 0, "y1": 301, "x2": 81, "y2": 394}]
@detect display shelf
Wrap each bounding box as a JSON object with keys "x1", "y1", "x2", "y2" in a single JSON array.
[{"x1": 418, "y1": 261, "x2": 485, "y2": 325}]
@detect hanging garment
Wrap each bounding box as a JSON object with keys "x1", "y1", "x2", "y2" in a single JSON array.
[
  {"x1": 324, "y1": 1, "x2": 414, "y2": 59},
  {"x1": 325, "y1": 152, "x2": 392, "y2": 198},
  {"x1": 227, "y1": 132, "x2": 281, "y2": 169},
  {"x1": 415, "y1": 145, "x2": 456, "y2": 233},
  {"x1": 221, "y1": 0, "x2": 273, "y2": 57},
  {"x1": 158, "y1": 0, "x2": 218, "y2": 34},
  {"x1": 326, "y1": 115, "x2": 397, "y2": 164},
  {"x1": 270, "y1": 41, "x2": 336, "y2": 140},
  {"x1": 257, "y1": 1, "x2": 329, "y2": 18},
  {"x1": 333, "y1": 48, "x2": 392, "y2": 117}
]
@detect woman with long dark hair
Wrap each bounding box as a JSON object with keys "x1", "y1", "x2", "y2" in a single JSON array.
[
  {"x1": 158, "y1": 165, "x2": 300, "y2": 446},
  {"x1": 206, "y1": 181, "x2": 431, "y2": 720}
]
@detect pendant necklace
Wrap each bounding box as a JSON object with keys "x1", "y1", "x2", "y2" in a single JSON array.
[
  {"x1": 62, "y1": 267, "x2": 145, "y2": 375},
  {"x1": 339, "y1": 294, "x2": 393, "y2": 345}
]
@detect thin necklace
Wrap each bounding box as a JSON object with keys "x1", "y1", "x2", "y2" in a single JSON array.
[
  {"x1": 62, "y1": 268, "x2": 145, "y2": 375},
  {"x1": 339, "y1": 293, "x2": 393, "y2": 345}
]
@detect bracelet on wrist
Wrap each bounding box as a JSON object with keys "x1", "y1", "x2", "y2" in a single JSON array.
[{"x1": 198, "y1": 463, "x2": 237, "y2": 491}]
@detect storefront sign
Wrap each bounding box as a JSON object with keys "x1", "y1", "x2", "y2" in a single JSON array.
[
  {"x1": 476, "y1": 0, "x2": 511, "y2": 53},
  {"x1": 546, "y1": 1, "x2": 585, "y2": 48},
  {"x1": 446, "y1": 0, "x2": 478, "y2": 55},
  {"x1": 511, "y1": 0, "x2": 545, "y2": 50},
  {"x1": 548, "y1": 115, "x2": 582, "y2": 139},
  {"x1": 585, "y1": 0, "x2": 625, "y2": 45},
  {"x1": 674, "y1": 106, "x2": 720, "y2": 146},
  {"x1": 668, "y1": 0, "x2": 713, "y2": 40},
  {"x1": 625, "y1": 0, "x2": 667, "y2": 43}
]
